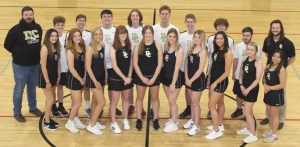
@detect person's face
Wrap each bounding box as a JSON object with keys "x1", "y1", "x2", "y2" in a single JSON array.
[
  {"x1": 271, "y1": 23, "x2": 281, "y2": 36},
  {"x1": 49, "y1": 31, "x2": 58, "y2": 44},
  {"x1": 215, "y1": 34, "x2": 225, "y2": 49},
  {"x1": 131, "y1": 11, "x2": 140, "y2": 25},
  {"x1": 54, "y1": 22, "x2": 65, "y2": 33},
  {"x1": 242, "y1": 32, "x2": 252, "y2": 44},
  {"x1": 193, "y1": 33, "x2": 202, "y2": 46},
  {"x1": 93, "y1": 29, "x2": 103, "y2": 43},
  {"x1": 144, "y1": 28, "x2": 153, "y2": 41},
  {"x1": 73, "y1": 31, "x2": 82, "y2": 44},
  {"x1": 76, "y1": 18, "x2": 86, "y2": 29},
  {"x1": 119, "y1": 32, "x2": 127, "y2": 42},
  {"x1": 272, "y1": 52, "x2": 282, "y2": 65},
  {"x1": 22, "y1": 10, "x2": 34, "y2": 23},
  {"x1": 185, "y1": 18, "x2": 196, "y2": 30},
  {"x1": 160, "y1": 10, "x2": 170, "y2": 23},
  {"x1": 216, "y1": 24, "x2": 226, "y2": 32},
  {"x1": 167, "y1": 32, "x2": 177, "y2": 45},
  {"x1": 246, "y1": 45, "x2": 257, "y2": 57},
  {"x1": 101, "y1": 14, "x2": 112, "y2": 26}
]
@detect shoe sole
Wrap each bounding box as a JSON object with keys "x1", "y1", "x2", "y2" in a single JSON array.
[
  {"x1": 205, "y1": 134, "x2": 222, "y2": 140},
  {"x1": 44, "y1": 126, "x2": 58, "y2": 131},
  {"x1": 65, "y1": 125, "x2": 79, "y2": 133}
]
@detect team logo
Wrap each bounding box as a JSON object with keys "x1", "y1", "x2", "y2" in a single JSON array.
[
  {"x1": 267, "y1": 72, "x2": 271, "y2": 80},
  {"x1": 190, "y1": 56, "x2": 194, "y2": 63},
  {"x1": 80, "y1": 54, "x2": 85, "y2": 62},
  {"x1": 161, "y1": 33, "x2": 167, "y2": 43},
  {"x1": 104, "y1": 34, "x2": 113, "y2": 44},
  {"x1": 165, "y1": 54, "x2": 169, "y2": 61},
  {"x1": 213, "y1": 53, "x2": 218, "y2": 61},
  {"x1": 145, "y1": 50, "x2": 151, "y2": 58},
  {"x1": 244, "y1": 64, "x2": 249, "y2": 73},
  {"x1": 23, "y1": 30, "x2": 40, "y2": 44},
  {"x1": 279, "y1": 44, "x2": 283, "y2": 49},
  {"x1": 54, "y1": 54, "x2": 58, "y2": 61},
  {"x1": 132, "y1": 33, "x2": 139, "y2": 43},
  {"x1": 100, "y1": 53, "x2": 104, "y2": 59},
  {"x1": 123, "y1": 50, "x2": 129, "y2": 59}
]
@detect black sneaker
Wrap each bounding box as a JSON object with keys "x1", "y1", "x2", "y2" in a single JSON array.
[
  {"x1": 50, "y1": 118, "x2": 59, "y2": 127},
  {"x1": 57, "y1": 105, "x2": 68, "y2": 116},
  {"x1": 278, "y1": 123, "x2": 284, "y2": 130},
  {"x1": 230, "y1": 108, "x2": 243, "y2": 118},
  {"x1": 179, "y1": 107, "x2": 191, "y2": 119},
  {"x1": 260, "y1": 118, "x2": 269, "y2": 125},
  {"x1": 136, "y1": 119, "x2": 143, "y2": 131},
  {"x1": 44, "y1": 121, "x2": 58, "y2": 131},
  {"x1": 207, "y1": 111, "x2": 211, "y2": 120},
  {"x1": 29, "y1": 108, "x2": 42, "y2": 116},
  {"x1": 52, "y1": 105, "x2": 60, "y2": 117},
  {"x1": 14, "y1": 113, "x2": 26, "y2": 122},
  {"x1": 153, "y1": 119, "x2": 160, "y2": 130},
  {"x1": 116, "y1": 108, "x2": 122, "y2": 116},
  {"x1": 149, "y1": 108, "x2": 153, "y2": 119}
]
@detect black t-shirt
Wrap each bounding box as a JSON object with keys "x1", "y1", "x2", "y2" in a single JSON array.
[{"x1": 263, "y1": 37, "x2": 295, "y2": 67}]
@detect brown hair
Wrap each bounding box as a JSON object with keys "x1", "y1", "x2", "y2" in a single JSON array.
[
  {"x1": 112, "y1": 25, "x2": 131, "y2": 50},
  {"x1": 43, "y1": 28, "x2": 60, "y2": 59},
  {"x1": 53, "y1": 16, "x2": 65, "y2": 26},
  {"x1": 185, "y1": 14, "x2": 196, "y2": 22},
  {"x1": 165, "y1": 28, "x2": 180, "y2": 52},
  {"x1": 66, "y1": 28, "x2": 86, "y2": 59},
  {"x1": 159, "y1": 5, "x2": 171, "y2": 14},
  {"x1": 127, "y1": 9, "x2": 143, "y2": 27},
  {"x1": 188, "y1": 30, "x2": 206, "y2": 56},
  {"x1": 214, "y1": 18, "x2": 229, "y2": 30},
  {"x1": 138, "y1": 25, "x2": 154, "y2": 55},
  {"x1": 267, "y1": 50, "x2": 285, "y2": 73}
]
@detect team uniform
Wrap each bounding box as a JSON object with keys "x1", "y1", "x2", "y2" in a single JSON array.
[
  {"x1": 86, "y1": 47, "x2": 106, "y2": 88},
  {"x1": 238, "y1": 57, "x2": 259, "y2": 102},
  {"x1": 179, "y1": 31, "x2": 193, "y2": 72},
  {"x1": 108, "y1": 46, "x2": 133, "y2": 91},
  {"x1": 186, "y1": 52, "x2": 206, "y2": 91},
  {"x1": 58, "y1": 33, "x2": 68, "y2": 86},
  {"x1": 37, "y1": 52, "x2": 59, "y2": 88},
  {"x1": 153, "y1": 23, "x2": 179, "y2": 50},
  {"x1": 264, "y1": 69, "x2": 285, "y2": 106},
  {"x1": 66, "y1": 52, "x2": 85, "y2": 90},
  {"x1": 210, "y1": 51, "x2": 228, "y2": 93},
  {"x1": 162, "y1": 50, "x2": 184, "y2": 88},
  {"x1": 100, "y1": 25, "x2": 116, "y2": 69},
  {"x1": 133, "y1": 42, "x2": 161, "y2": 87}
]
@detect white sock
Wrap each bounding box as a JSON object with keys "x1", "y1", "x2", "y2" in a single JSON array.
[{"x1": 85, "y1": 101, "x2": 91, "y2": 109}]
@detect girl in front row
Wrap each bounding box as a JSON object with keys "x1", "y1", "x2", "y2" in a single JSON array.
[
  {"x1": 262, "y1": 50, "x2": 286, "y2": 143},
  {"x1": 236, "y1": 42, "x2": 263, "y2": 143},
  {"x1": 183, "y1": 30, "x2": 207, "y2": 136}
]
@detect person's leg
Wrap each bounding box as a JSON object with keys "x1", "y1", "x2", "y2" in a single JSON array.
[
  {"x1": 169, "y1": 89, "x2": 180, "y2": 123},
  {"x1": 179, "y1": 87, "x2": 191, "y2": 118},
  {"x1": 90, "y1": 88, "x2": 106, "y2": 126},
  {"x1": 43, "y1": 88, "x2": 55, "y2": 122},
  {"x1": 83, "y1": 87, "x2": 91, "y2": 116},
  {"x1": 26, "y1": 65, "x2": 40, "y2": 113},
  {"x1": 244, "y1": 102, "x2": 255, "y2": 134},
  {"x1": 208, "y1": 91, "x2": 222, "y2": 131},
  {"x1": 121, "y1": 89, "x2": 130, "y2": 120},
  {"x1": 128, "y1": 87, "x2": 135, "y2": 115},
  {"x1": 150, "y1": 85, "x2": 160, "y2": 130},
  {"x1": 270, "y1": 106, "x2": 280, "y2": 135},
  {"x1": 69, "y1": 90, "x2": 82, "y2": 120},
  {"x1": 136, "y1": 85, "x2": 146, "y2": 120},
  {"x1": 279, "y1": 90, "x2": 286, "y2": 129},
  {"x1": 260, "y1": 104, "x2": 270, "y2": 125},
  {"x1": 217, "y1": 95, "x2": 225, "y2": 126},
  {"x1": 110, "y1": 91, "x2": 121, "y2": 123},
  {"x1": 191, "y1": 91, "x2": 202, "y2": 126}
]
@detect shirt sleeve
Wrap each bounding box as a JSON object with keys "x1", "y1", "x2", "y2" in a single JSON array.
[
  {"x1": 286, "y1": 40, "x2": 296, "y2": 58},
  {"x1": 4, "y1": 27, "x2": 17, "y2": 53},
  {"x1": 262, "y1": 38, "x2": 268, "y2": 53}
]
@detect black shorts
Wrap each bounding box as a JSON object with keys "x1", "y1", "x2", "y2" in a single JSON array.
[
  {"x1": 66, "y1": 73, "x2": 84, "y2": 90},
  {"x1": 37, "y1": 71, "x2": 57, "y2": 88},
  {"x1": 239, "y1": 86, "x2": 259, "y2": 102},
  {"x1": 86, "y1": 75, "x2": 105, "y2": 88},
  {"x1": 186, "y1": 73, "x2": 206, "y2": 92},
  {"x1": 162, "y1": 71, "x2": 184, "y2": 89},
  {"x1": 59, "y1": 72, "x2": 67, "y2": 86},
  {"x1": 213, "y1": 78, "x2": 228, "y2": 93},
  {"x1": 233, "y1": 79, "x2": 242, "y2": 95},
  {"x1": 107, "y1": 68, "x2": 133, "y2": 91},
  {"x1": 133, "y1": 72, "x2": 161, "y2": 87},
  {"x1": 264, "y1": 90, "x2": 284, "y2": 106}
]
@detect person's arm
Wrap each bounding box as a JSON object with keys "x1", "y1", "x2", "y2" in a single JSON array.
[
  {"x1": 244, "y1": 60, "x2": 264, "y2": 94},
  {"x1": 151, "y1": 42, "x2": 163, "y2": 81},
  {"x1": 85, "y1": 46, "x2": 101, "y2": 88},
  {"x1": 170, "y1": 47, "x2": 184, "y2": 87},
  {"x1": 128, "y1": 49, "x2": 133, "y2": 78},
  {"x1": 40, "y1": 45, "x2": 51, "y2": 85},
  {"x1": 189, "y1": 50, "x2": 207, "y2": 83},
  {"x1": 232, "y1": 45, "x2": 239, "y2": 80},
  {"x1": 109, "y1": 46, "x2": 127, "y2": 81},
  {"x1": 132, "y1": 43, "x2": 145, "y2": 81},
  {"x1": 184, "y1": 53, "x2": 189, "y2": 83},
  {"x1": 270, "y1": 68, "x2": 287, "y2": 90},
  {"x1": 67, "y1": 50, "x2": 84, "y2": 83},
  {"x1": 212, "y1": 50, "x2": 233, "y2": 85},
  {"x1": 4, "y1": 27, "x2": 16, "y2": 53},
  {"x1": 287, "y1": 41, "x2": 296, "y2": 66},
  {"x1": 288, "y1": 57, "x2": 295, "y2": 65}
]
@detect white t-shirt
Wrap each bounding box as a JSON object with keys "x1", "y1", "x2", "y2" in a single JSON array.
[
  {"x1": 59, "y1": 33, "x2": 68, "y2": 73},
  {"x1": 126, "y1": 25, "x2": 143, "y2": 51},
  {"x1": 207, "y1": 34, "x2": 234, "y2": 55},
  {"x1": 179, "y1": 31, "x2": 193, "y2": 71},
  {"x1": 82, "y1": 29, "x2": 91, "y2": 47},
  {"x1": 153, "y1": 23, "x2": 179, "y2": 50},
  {"x1": 100, "y1": 25, "x2": 116, "y2": 69},
  {"x1": 234, "y1": 41, "x2": 263, "y2": 79}
]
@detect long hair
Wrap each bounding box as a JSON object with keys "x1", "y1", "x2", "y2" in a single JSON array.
[
  {"x1": 112, "y1": 25, "x2": 131, "y2": 50},
  {"x1": 43, "y1": 28, "x2": 60, "y2": 59},
  {"x1": 138, "y1": 25, "x2": 154, "y2": 55},
  {"x1": 165, "y1": 28, "x2": 180, "y2": 52},
  {"x1": 267, "y1": 49, "x2": 285, "y2": 73},
  {"x1": 212, "y1": 31, "x2": 229, "y2": 57},
  {"x1": 66, "y1": 28, "x2": 86, "y2": 59},
  {"x1": 188, "y1": 29, "x2": 206, "y2": 56},
  {"x1": 127, "y1": 9, "x2": 143, "y2": 27},
  {"x1": 246, "y1": 41, "x2": 259, "y2": 60},
  {"x1": 89, "y1": 26, "x2": 103, "y2": 57},
  {"x1": 267, "y1": 19, "x2": 285, "y2": 42}
]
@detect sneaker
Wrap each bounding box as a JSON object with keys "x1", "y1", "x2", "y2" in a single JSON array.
[
  {"x1": 116, "y1": 108, "x2": 122, "y2": 116},
  {"x1": 44, "y1": 121, "x2": 58, "y2": 131},
  {"x1": 57, "y1": 105, "x2": 69, "y2": 116},
  {"x1": 207, "y1": 111, "x2": 211, "y2": 120},
  {"x1": 187, "y1": 125, "x2": 200, "y2": 136},
  {"x1": 243, "y1": 134, "x2": 258, "y2": 143},
  {"x1": 163, "y1": 121, "x2": 178, "y2": 133},
  {"x1": 183, "y1": 119, "x2": 194, "y2": 129},
  {"x1": 49, "y1": 118, "x2": 59, "y2": 127},
  {"x1": 142, "y1": 108, "x2": 146, "y2": 118},
  {"x1": 110, "y1": 122, "x2": 121, "y2": 134},
  {"x1": 14, "y1": 113, "x2": 26, "y2": 122},
  {"x1": 207, "y1": 124, "x2": 225, "y2": 132},
  {"x1": 74, "y1": 117, "x2": 86, "y2": 129},
  {"x1": 262, "y1": 130, "x2": 272, "y2": 138},
  {"x1": 29, "y1": 108, "x2": 42, "y2": 116},
  {"x1": 205, "y1": 130, "x2": 223, "y2": 140},
  {"x1": 123, "y1": 119, "x2": 130, "y2": 130},
  {"x1": 51, "y1": 104, "x2": 60, "y2": 117},
  {"x1": 87, "y1": 124, "x2": 103, "y2": 135},
  {"x1": 236, "y1": 127, "x2": 250, "y2": 135},
  {"x1": 86, "y1": 108, "x2": 92, "y2": 117},
  {"x1": 96, "y1": 122, "x2": 106, "y2": 130},
  {"x1": 136, "y1": 119, "x2": 143, "y2": 131},
  {"x1": 65, "y1": 120, "x2": 79, "y2": 133},
  {"x1": 153, "y1": 119, "x2": 160, "y2": 130},
  {"x1": 260, "y1": 118, "x2": 269, "y2": 125},
  {"x1": 263, "y1": 134, "x2": 278, "y2": 143},
  {"x1": 179, "y1": 107, "x2": 191, "y2": 119},
  {"x1": 165, "y1": 119, "x2": 179, "y2": 127},
  {"x1": 278, "y1": 123, "x2": 284, "y2": 130},
  {"x1": 128, "y1": 105, "x2": 135, "y2": 116},
  {"x1": 231, "y1": 108, "x2": 243, "y2": 118},
  {"x1": 149, "y1": 108, "x2": 153, "y2": 119}
]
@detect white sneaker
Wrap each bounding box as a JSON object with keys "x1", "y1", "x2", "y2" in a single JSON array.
[
  {"x1": 110, "y1": 122, "x2": 121, "y2": 134},
  {"x1": 205, "y1": 130, "x2": 223, "y2": 140},
  {"x1": 73, "y1": 117, "x2": 86, "y2": 129},
  {"x1": 163, "y1": 122, "x2": 178, "y2": 133},
  {"x1": 262, "y1": 130, "x2": 272, "y2": 138},
  {"x1": 183, "y1": 119, "x2": 194, "y2": 129},
  {"x1": 207, "y1": 124, "x2": 225, "y2": 132},
  {"x1": 65, "y1": 120, "x2": 79, "y2": 133},
  {"x1": 123, "y1": 119, "x2": 130, "y2": 130},
  {"x1": 263, "y1": 134, "x2": 278, "y2": 143},
  {"x1": 243, "y1": 134, "x2": 258, "y2": 143},
  {"x1": 164, "y1": 119, "x2": 179, "y2": 127},
  {"x1": 96, "y1": 122, "x2": 106, "y2": 130},
  {"x1": 236, "y1": 127, "x2": 251, "y2": 135},
  {"x1": 87, "y1": 124, "x2": 103, "y2": 135},
  {"x1": 187, "y1": 125, "x2": 200, "y2": 136}
]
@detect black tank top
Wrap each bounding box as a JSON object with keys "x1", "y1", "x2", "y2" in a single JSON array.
[
  {"x1": 110, "y1": 46, "x2": 132, "y2": 80},
  {"x1": 265, "y1": 69, "x2": 281, "y2": 87},
  {"x1": 72, "y1": 52, "x2": 85, "y2": 78},
  {"x1": 188, "y1": 52, "x2": 202, "y2": 78},
  {"x1": 210, "y1": 51, "x2": 226, "y2": 83},
  {"x1": 91, "y1": 47, "x2": 105, "y2": 77},
  {"x1": 163, "y1": 50, "x2": 176, "y2": 80},
  {"x1": 138, "y1": 42, "x2": 158, "y2": 76},
  {"x1": 45, "y1": 52, "x2": 58, "y2": 77},
  {"x1": 242, "y1": 57, "x2": 257, "y2": 87}
]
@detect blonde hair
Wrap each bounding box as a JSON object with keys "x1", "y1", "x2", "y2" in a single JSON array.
[
  {"x1": 188, "y1": 30, "x2": 206, "y2": 56},
  {"x1": 89, "y1": 26, "x2": 103, "y2": 57},
  {"x1": 165, "y1": 28, "x2": 180, "y2": 52}
]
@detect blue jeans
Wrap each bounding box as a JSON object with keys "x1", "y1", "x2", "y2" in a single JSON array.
[{"x1": 12, "y1": 63, "x2": 39, "y2": 114}]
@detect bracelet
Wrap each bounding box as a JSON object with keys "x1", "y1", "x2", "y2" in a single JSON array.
[{"x1": 46, "y1": 82, "x2": 50, "y2": 84}]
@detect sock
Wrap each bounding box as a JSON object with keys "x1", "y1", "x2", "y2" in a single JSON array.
[{"x1": 85, "y1": 101, "x2": 91, "y2": 109}]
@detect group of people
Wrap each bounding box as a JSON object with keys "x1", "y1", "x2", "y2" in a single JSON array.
[{"x1": 4, "y1": 5, "x2": 295, "y2": 144}]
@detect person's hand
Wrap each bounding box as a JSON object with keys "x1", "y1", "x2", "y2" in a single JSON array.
[
  {"x1": 94, "y1": 81, "x2": 102, "y2": 89},
  {"x1": 243, "y1": 88, "x2": 250, "y2": 96},
  {"x1": 185, "y1": 79, "x2": 192, "y2": 87},
  {"x1": 170, "y1": 83, "x2": 176, "y2": 93},
  {"x1": 148, "y1": 77, "x2": 155, "y2": 86},
  {"x1": 80, "y1": 79, "x2": 85, "y2": 86},
  {"x1": 141, "y1": 77, "x2": 150, "y2": 85},
  {"x1": 46, "y1": 82, "x2": 52, "y2": 90},
  {"x1": 210, "y1": 82, "x2": 217, "y2": 91},
  {"x1": 264, "y1": 85, "x2": 271, "y2": 94}
]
